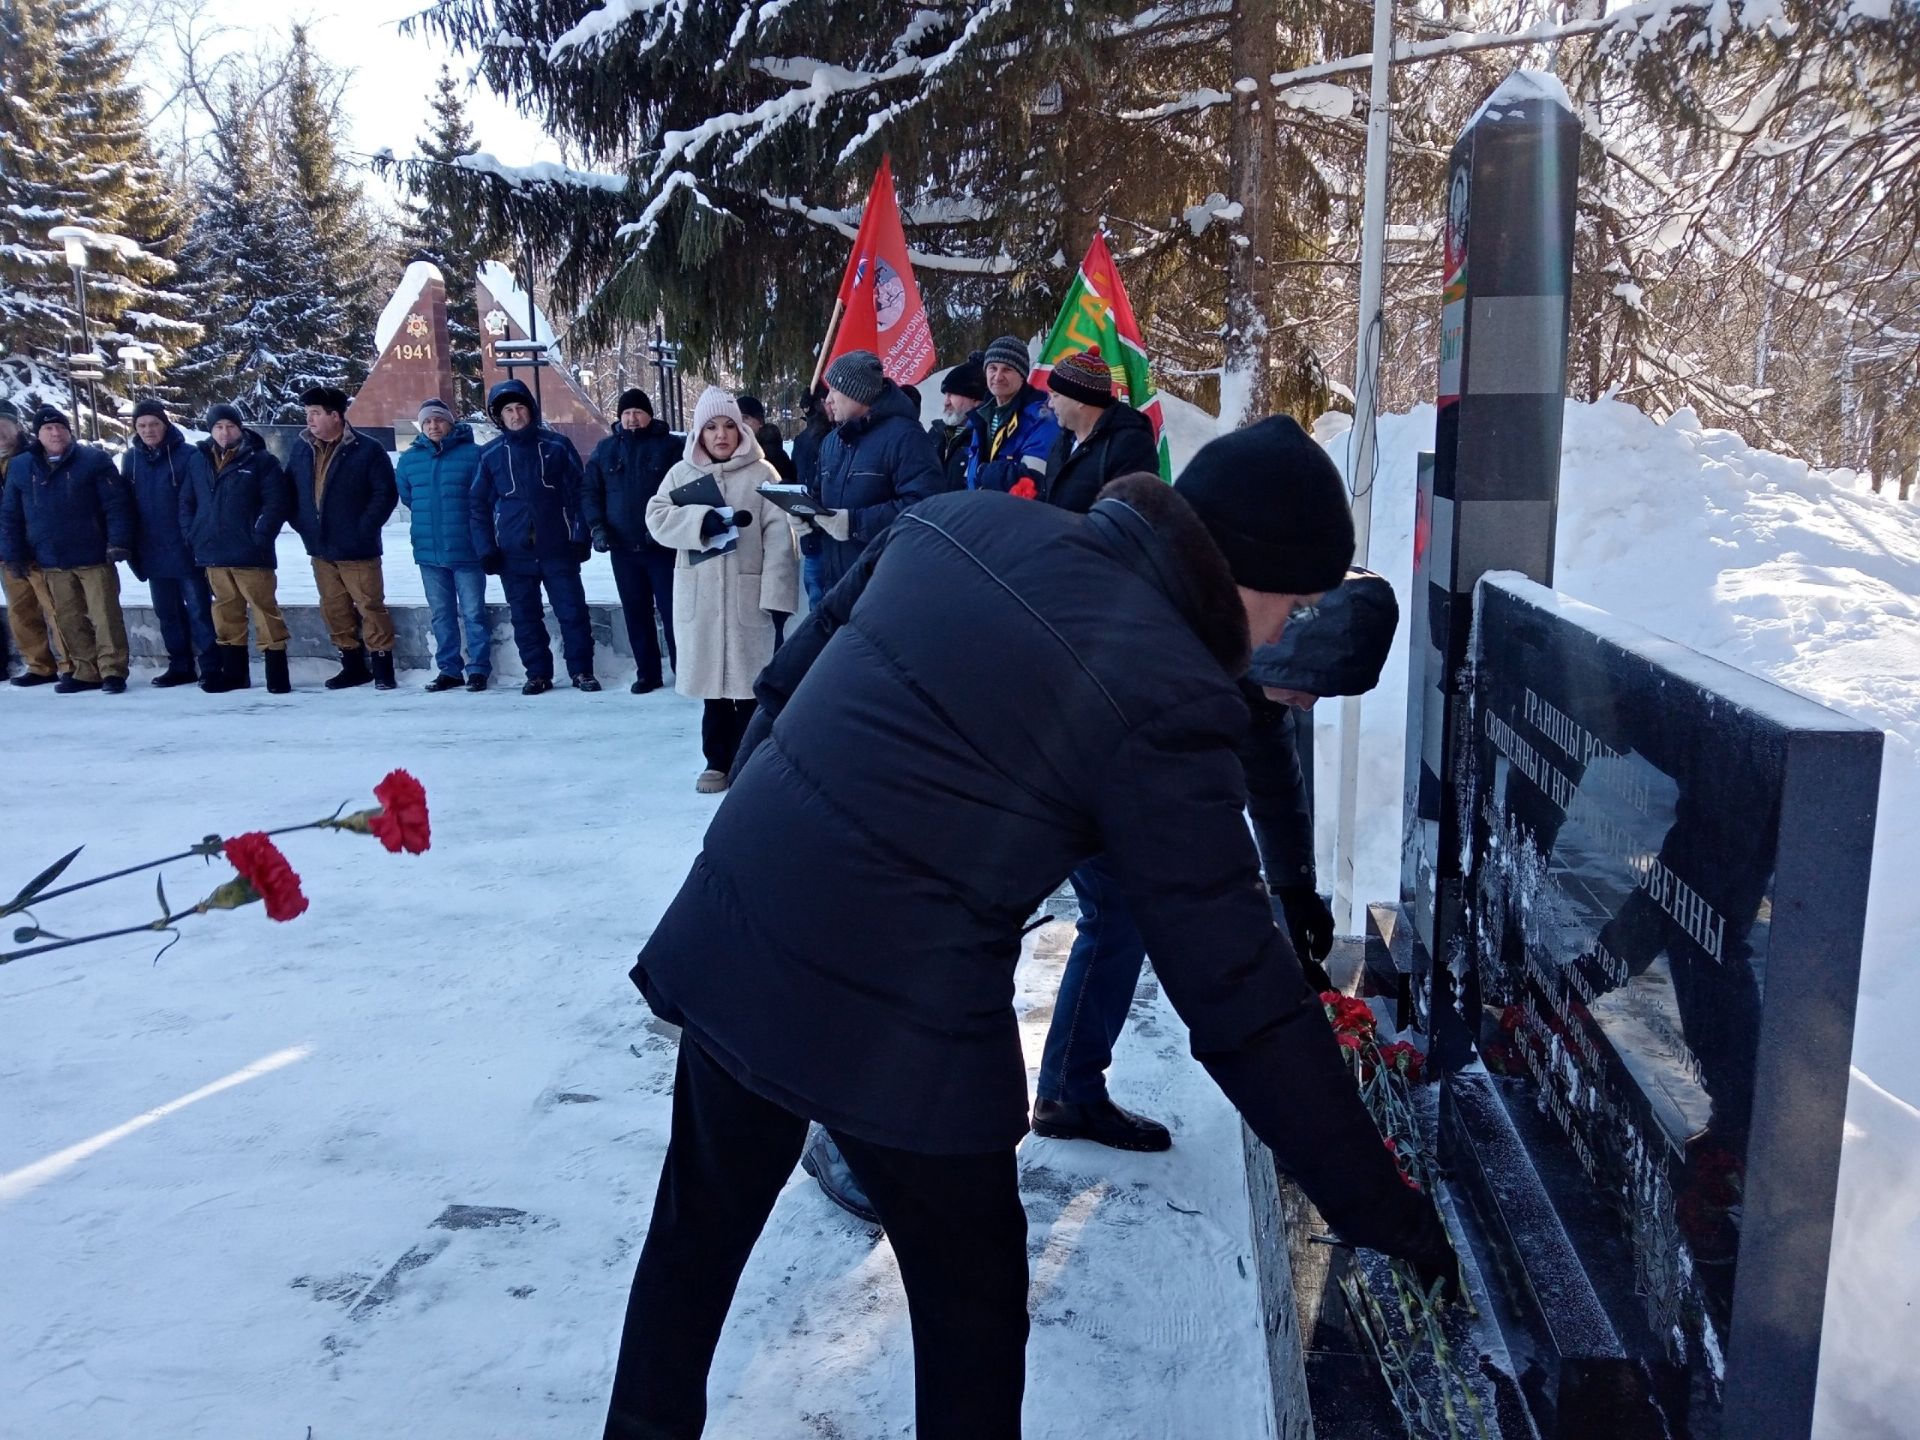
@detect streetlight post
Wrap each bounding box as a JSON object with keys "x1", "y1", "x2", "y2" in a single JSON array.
[{"x1": 51, "y1": 228, "x2": 100, "y2": 441}]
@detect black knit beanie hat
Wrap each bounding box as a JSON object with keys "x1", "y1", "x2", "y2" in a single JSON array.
[
  {"x1": 615, "y1": 387, "x2": 654, "y2": 419},
  {"x1": 942, "y1": 353, "x2": 989, "y2": 401},
  {"x1": 1173, "y1": 415, "x2": 1354, "y2": 594},
  {"x1": 205, "y1": 403, "x2": 245, "y2": 431},
  {"x1": 736, "y1": 394, "x2": 767, "y2": 423},
  {"x1": 299, "y1": 385, "x2": 349, "y2": 416},
  {"x1": 33, "y1": 405, "x2": 72, "y2": 435},
  {"x1": 131, "y1": 398, "x2": 169, "y2": 424}
]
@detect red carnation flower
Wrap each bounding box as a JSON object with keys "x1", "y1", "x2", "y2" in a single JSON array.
[
  {"x1": 368, "y1": 769, "x2": 431, "y2": 855},
  {"x1": 1384, "y1": 1136, "x2": 1421, "y2": 1190},
  {"x1": 1009, "y1": 477, "x2": 1038, "y2": 500},
  {"x1": 1380, "y1": 1040, "x2": 1427, "y2": 1084},
  {"x1": 221, "y1": 832, "x2": 309, "y2": 922}
]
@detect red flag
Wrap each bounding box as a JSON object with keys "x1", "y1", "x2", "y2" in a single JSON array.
[{"x1": 825, "y1": 156, "x2": 936, "y2": 385}]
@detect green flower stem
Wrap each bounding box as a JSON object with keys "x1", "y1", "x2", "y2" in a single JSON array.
[
  {"x1": 18, "y1": 813, "x2": 352, "y2": 913},
  {"x1": 0, "y1": 906, "x2": 207, "y2": 965}
]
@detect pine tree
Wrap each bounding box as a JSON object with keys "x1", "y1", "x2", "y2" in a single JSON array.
[
  {"x1": 399, "y1": 67, "x2": 490, "y2": 415},
  {"x1": 0, "y1": 0, "x2": 196, "y2": 426},
  {"x1": 169, "y1": 81, "x2": 350, "y2": 423},
  {"x1": 279, "y1": 24, "x2": 389, "y2": 391}
]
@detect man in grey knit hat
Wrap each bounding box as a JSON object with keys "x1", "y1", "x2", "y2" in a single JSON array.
[
  {"x1": 804, "y1": 349, "x2": 947, "y2": 591},
  {"x1": 965, "y1": 333, "x2": 1059, "y2": 493}
]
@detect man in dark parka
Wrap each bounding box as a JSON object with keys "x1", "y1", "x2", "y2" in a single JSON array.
[{"x1": 602, "y1": 417, "x2": 1453, "y2": 1440}]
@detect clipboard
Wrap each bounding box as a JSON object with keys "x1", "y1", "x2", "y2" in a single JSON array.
[{"x1": 757, "y1": 483, "x2": 838, "y2": 519}]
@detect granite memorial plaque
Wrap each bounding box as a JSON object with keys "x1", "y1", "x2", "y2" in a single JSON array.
[{"x1": 1449, "y1": 575, "x2": 1881, "y2": 1439}]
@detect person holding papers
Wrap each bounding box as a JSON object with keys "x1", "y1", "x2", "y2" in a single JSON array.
[{"x1": 646, "y1": 387, "x2": 799, "y2": 793}]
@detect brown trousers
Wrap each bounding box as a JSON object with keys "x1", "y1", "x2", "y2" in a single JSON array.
[
  {"x1": 43, "y1": 564, "x2": 128, "y2": 683},
  {"x1": 207, "y1": 567, "x2": 290, "y2": 650},
  {"x1": 3, "y1": 565, "x2": 67, "y2": 676},
  {"x1": 311, "y1": 558, "x2": 395, "y2": 652}
]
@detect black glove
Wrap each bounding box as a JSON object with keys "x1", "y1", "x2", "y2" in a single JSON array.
[
  {"x1": 1275, "y1": 885, "x2": 1334, "y2": 962},
  {"x1": 106, "y1": 546, "x2": 131, "y2": 564},
  {"x1": 591, "y1": 528, "x2": 611, "y2": 553},
  {"x1": 481, "y1": 551, "x2": 504, "y2": 576}
]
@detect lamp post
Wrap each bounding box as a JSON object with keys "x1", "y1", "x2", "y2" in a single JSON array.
[
  {"x1": 50, "y1": 227, "x2": 101, "y2": 441},
  {"x1": 117, "y1": 343, "x2": 158, "y2": 414}
]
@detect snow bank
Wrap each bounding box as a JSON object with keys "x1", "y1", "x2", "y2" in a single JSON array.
[
  {"x1": 373, "y1": 260, "x2": 445, "y2": 354},
  {"x1": 1316, "y1": 397, "x2": 1920, "y2": 1438}
]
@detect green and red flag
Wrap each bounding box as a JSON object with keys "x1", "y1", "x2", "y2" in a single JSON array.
[{"x1": 1032, "y1": 234, "x2": 1171, "y2": 480}]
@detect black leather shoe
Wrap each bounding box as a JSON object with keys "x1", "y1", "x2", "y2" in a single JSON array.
[
  {"x1": 1031, "y1": 1097, "x2": 1172, "y2": 1153},
  {"x1": 522, "y1": 676, "x2": 553, "y2": 696},
  {"x1": 466, "y1": 674, "x2": 488, "y2": 692},
  {"x1": 424, "y1": 672, "x2": 464, "y2": 693},
  {"x1": 630, "y1": 677, "x2": 661, "y2": 695},
  {"x1": 572, "y1": 674, "x2": 602, "y2": 692},
  {"x1": 151, "y1": 664, "x2": 198, "y2": 688},
  {"x1": 10, "y1": 670, "x2": 57, "y2": 687},
  {"x1": 54, "y1": 677, "x2": 101, "y2": 693},
  {"x1": 100, "y1": 675, "x2": 127, "y2": 694}
]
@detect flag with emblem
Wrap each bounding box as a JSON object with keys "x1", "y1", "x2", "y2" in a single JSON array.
[
  {"x1": 819, "y1": 156, "x2": 937, "y2": 387},
  {"x1": 1033, "y1": 234, "x2": 1171, "y2": 480}
]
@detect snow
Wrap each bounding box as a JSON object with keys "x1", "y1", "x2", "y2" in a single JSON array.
[
  {"x1": 1181, "y1": 193, "x2": 1244, "y2": 237},
  {"x1": 1314, "y1": 396, "x2": 1920, "y2": 1438},
  {"x1": 476, "y1": 259, "x2": 557, "y2": 349},
  {"x1": 0, "y1": 691, "x2": 1267, "y2": 1439},
  {"x1": 1277, "y1": 81, "x2": 1355, "y2": 119},
  {"x1": 373, "y1": 260, "x2": 445, "y2": 354},
  {"x1": 1466, "y1": 68, "x2": 1576, "y2": 129}
]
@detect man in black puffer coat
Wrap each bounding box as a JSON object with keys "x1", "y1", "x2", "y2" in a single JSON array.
[
  {"x1": 121, "y1": 399, "x2": 217, "y2": 687},
  {"x1": 602, "y1": 420, "x2": 1454, "y2": 1440},
  {"x1": 805, "y1": 350, "x2": 947, "y2": 591},
  {"x1": 1038, "y1": 347, "x2": 1162, "y2": 512},
  {"x1": 184, "y1": 405, "x2": 295, "y2": 692},
  {"x1": 584, "y1": 387, "x2": 680, "y2": 693}
]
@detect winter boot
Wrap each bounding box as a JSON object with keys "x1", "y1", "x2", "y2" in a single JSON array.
[
  {"x1": 201, "y1": 645, "x2": 240, "y2": 693},
  {"x1": 324, "y1": 647, "x2": 372, "y2": 690},
  {"x1": 10, "y1": 669, "x2": 57, "y2": 687},
  {"x1": 466, "y1": 674, "x2": 488, "y2": 692},
  {"x1": 424, "y1": 672, "x2": 464, "y2": 693},
  {"x1": 1030, "y1": 1096, "x2": 1172, "y2": 1153},
  {"x1": 151, "y1": 659, "x2": 198, "y2": 688},
  {"x1": 799, "y1": 1127, "x2": 881, "y2": 1226},
  {"x1": 369, "y1": 649, "x2": 397, "y2": 691},
  {"x1": 263, "y1": 649, "x2": 291, "y2": 694},
  {"x1": 630, "y1": 677, "x2": 662, "y2": 695},
  {"x1": 571, "y1": 673, "x2": 602, "y2": 692},
  {"x1": 522, "y1": 676, "x2": 553, "y2": 696},
  {"x1": 695, "y1": 769, "x2": 729, "y2": 794},
  {"x1": 54, "y1": 676, "x2": 101, "y2": 694},
  {"x1": 100, "y1": 675, "x2": 127, "y2": 695}
]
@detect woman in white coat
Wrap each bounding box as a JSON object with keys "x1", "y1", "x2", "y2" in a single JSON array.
[{"x1": 646, "y1": 387, "x2": 800, "y2": 792}]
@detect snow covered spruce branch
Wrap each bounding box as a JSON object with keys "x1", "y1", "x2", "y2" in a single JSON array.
[{"x1": 0, "y1": 771, "x2": 432, "y2": 966}]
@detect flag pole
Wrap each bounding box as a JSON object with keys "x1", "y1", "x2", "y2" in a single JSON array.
[{"x1": 809, "y1": 299, "x2": 846, "y2": 393}]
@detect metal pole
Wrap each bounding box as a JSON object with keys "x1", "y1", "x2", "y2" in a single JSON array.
[
  {"x1": 521, "y1": 242, "x2": 543, "y2": 414},
  {"x1": 1332, "y1": 0, "x2": 1396, "y2": 933},
  {"x1": 70, "y1": 265, "x2": 98, "y2": 441}
]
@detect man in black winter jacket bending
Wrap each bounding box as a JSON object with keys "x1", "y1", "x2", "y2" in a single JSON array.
[{"x1": 604, "y1": 418, "x2": 1453, "y2": 1440}]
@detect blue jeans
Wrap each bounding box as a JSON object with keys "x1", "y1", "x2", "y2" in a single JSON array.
[
  {"x1": 419, "y1": 563, "x2": 492, "y2": 678},
  {"x1": 608, "y1": 548, "x2": 676, "y2": 686},
  {"x1": 1036, "y1": 856, "x2": 1148, "y2": 1105},
  {"x1": 148, "y1": 573, "x2": 217, "y2": 670},
  {"x1": 501, "y1": 561, "x2": 593, "y2": 680},
  {"x1": 802, "y1": 552, "x2": 825, "y2": 610}
]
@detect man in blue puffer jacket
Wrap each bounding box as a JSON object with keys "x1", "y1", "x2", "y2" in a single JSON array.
[
  {"x1": 964, "y1": 333, "x2": 1060, "y2": 493},
  {"x1": 470, "y1": 379, "x2": 599, "y2": 695},
  {"x1": 807, "y1": 350, "x2": 947, "y2": 592},
  {"x1": 396, "y1": 398, "x2": 490, "y2": 692},
  {"x1": 121, "y1": 399, "x2": 217, "y2": 688},
  {"x1": 0, "y1": 407, "x2": 134, "y2": 694}
]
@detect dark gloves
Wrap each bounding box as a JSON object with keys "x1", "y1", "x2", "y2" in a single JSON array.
[
  {"x1": 591, "y1": 527, "x2": 611, "y2": 553},
  {"x1": 481, "y1": 551, "x2": 504, "y2": 576},
  {"x1": 571, "y1": 539, "x2": 592, "y2": 564},
  {"x1": 106, "y1": 546, "x2": 131, "y2": 564},
  {"x1": 1275, "y1": 884, "x2": 1334, "y2": 959}
]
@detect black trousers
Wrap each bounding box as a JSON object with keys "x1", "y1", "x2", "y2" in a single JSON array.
[
  {"x1": 700, "y1": 698, "x2": 756, "y2": 773},
  {"x1": 604, "y1": 1036, "x2": 1030, "y2": 1439},
  {"x1": 608, "y1": 548, "x2": 677, "y2": 686}
]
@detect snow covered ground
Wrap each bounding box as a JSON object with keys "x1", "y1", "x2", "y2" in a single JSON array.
[
  {"x1": 1311, "y1": 398, "x2": 1920, "y2": 1439},
  {"x1": 0, "y1": 683, "x2": 1267, "y2": 1440}
]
